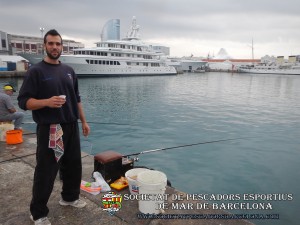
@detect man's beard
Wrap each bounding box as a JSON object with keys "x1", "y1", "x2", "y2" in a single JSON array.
[{"x1": 45, "y1": 49, "x2": 62, "y2": 60}]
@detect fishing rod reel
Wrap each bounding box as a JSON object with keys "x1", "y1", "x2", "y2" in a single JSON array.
[{"x1": 126, "y1": 155, "x2": 139, "y2": 162}]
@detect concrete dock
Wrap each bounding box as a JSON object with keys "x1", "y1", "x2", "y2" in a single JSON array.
[{"x1": 0, "y1": 132, "x2": 254, "y2": 225}]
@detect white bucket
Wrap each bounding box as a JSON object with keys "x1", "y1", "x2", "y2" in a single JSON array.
[
  {"x1": 125, "y1": 168, "x2": 149, "y2": 195},
  {"x1": 137, "y1": 170, "x2": 167, "y2": 214},
  {"x1": 0, "y1": 123, "x2": 14, "y2": 142}
]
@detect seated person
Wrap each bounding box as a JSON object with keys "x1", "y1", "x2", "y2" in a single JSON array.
[{"x1": 0, "y1": 84, "x2": 24, "y2": 129}]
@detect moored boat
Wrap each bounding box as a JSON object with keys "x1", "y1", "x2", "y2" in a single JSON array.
[
  {"x1": 238, "y1": 56, "x2": 300, "y2": 75},
  {"x1": 19, "y1": 17, "x2": 177, "y2": 77},
  {"x1": 238, "y1": 64, "x2": 300, "y2": 75}
]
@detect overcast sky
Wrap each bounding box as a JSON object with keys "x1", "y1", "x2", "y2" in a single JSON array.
[{"x1": 1, "y1": 0, "x2": 300, "y2": 58}]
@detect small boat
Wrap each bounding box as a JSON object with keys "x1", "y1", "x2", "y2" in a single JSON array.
[{"x1": 193, "y1": 67, "x2": 206, "y2": 73}]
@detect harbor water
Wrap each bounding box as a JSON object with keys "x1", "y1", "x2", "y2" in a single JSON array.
[{"x1": 2, "y1": 72, "x2": 300, "y2": 225}]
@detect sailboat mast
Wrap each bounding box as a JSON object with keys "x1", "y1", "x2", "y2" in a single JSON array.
[{"x1": 251, "y1": 38, "x2": 254, "y2": 64}]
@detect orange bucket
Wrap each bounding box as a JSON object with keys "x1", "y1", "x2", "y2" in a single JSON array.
[{"x1": 6, "y1": 130, "x2": 23, "y2": 144}]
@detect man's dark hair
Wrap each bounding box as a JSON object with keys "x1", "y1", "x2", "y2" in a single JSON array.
[{"x1": 44, "y1": 29, "x2": 63, "y2": 44}]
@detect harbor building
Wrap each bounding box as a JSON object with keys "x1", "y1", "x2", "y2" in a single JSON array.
[
  {"x1": 153, "y1": 45, "x2": 170, "y2": 56},
  {"x1": 0, "y1": 31, "x2": 9, "y2": 55},
  {"x1": 0, "y1": 30, "x2": 84, "y2": 56},
  {"x1": 204, "y1": 48, "x2": 260, "y2": 72}
]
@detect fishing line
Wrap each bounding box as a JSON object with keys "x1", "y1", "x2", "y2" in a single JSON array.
[
  {"x1": 123, "y1": 136, "x2": 255, "y2": 157},
  {"x1": 81, "y1": 137, "x2": 93, "y2": 155}
]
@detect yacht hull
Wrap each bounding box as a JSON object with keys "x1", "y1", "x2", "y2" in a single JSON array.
[
  {"x1": 239, "y1": 68, "x2": 300, "y2": 75},
  {"x1": 19, "y1": 53, "x2": 177, "y2": 76}
]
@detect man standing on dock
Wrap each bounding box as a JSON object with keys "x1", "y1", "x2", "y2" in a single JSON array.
[
  {"x1": 0, "y1": 84, "x2": 24, "y2": 129},
  {"x1": 18, "y1": 29, "x2": 90, "y2": 225}
]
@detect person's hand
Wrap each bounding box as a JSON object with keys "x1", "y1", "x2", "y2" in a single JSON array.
[
  {"x1": 47, "y1": 96, "x2": 66, "y2": 108},
  {"x1": 81, "y1": 122, "x2": 90, "y2": 137}
]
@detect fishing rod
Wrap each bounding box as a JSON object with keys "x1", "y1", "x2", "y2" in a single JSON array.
[
  {"x1": 0, "y1": 138, "x2": 93, "y2": 164},
  {"x1": 22, "y1": 121, "x2": 131, "y2": 126},
  {"x1": 0, "y1": 150, "x2": 93, "y2": 164},
  {"x1": 0, "y1": 152, "x2": 36, "y2": 164},
  {"x1": 81, "y1": 122, "x2": 131, "y2": 126},
  {"x1": 23, "y1": 132, "x2": 36, "y2": 135},
  {"x1": 123, "y1": 136, "x2": 253, "y2": 158}
]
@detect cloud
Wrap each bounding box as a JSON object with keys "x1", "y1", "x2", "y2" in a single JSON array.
[{"x1": 1, "y1": 0, "x2": 300, "y2": 58}]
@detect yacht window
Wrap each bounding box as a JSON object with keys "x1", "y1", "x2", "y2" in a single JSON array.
[
  {"x1": 151, "y1": 63, "x2": 160, "y2": 67},
  {"x1": 127, "y1": 62, "x2": 131, "y2": 65},
  {"x1": 117, "y1": 61, "x2": 120, "y2": 65},
  {"x1": 110, "y1": 61, "x2": 113, "y2": 65},
  {"x1": 106, "y1": 61, "x2": 109, "y2": 65}
]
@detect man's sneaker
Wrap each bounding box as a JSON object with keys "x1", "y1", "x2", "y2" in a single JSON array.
[
  {"x1": 30, "y1": 215, "x2": 51, "y2": 225},
  {"x1": 59, "y1": 199, "x2": 87, "y2": 208}
]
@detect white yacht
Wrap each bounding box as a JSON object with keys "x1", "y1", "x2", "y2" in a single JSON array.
[
  {"x1": 20, "y1": 17, "x2": 177, "y2": 77},
  {"x1": 238, "y1": 56, "x2": 300, "y2": 75},
  {"x1": 238, "y1": 64, "x2": 300, "y2": 75}
]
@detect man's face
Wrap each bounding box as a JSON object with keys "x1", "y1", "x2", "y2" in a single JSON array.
[
  {"x1": 44, "y1": 35, "x2": 62, "y2": 60},
  {"x1": 5, "y1": 90, "x2": 13, "y2": 96}
]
